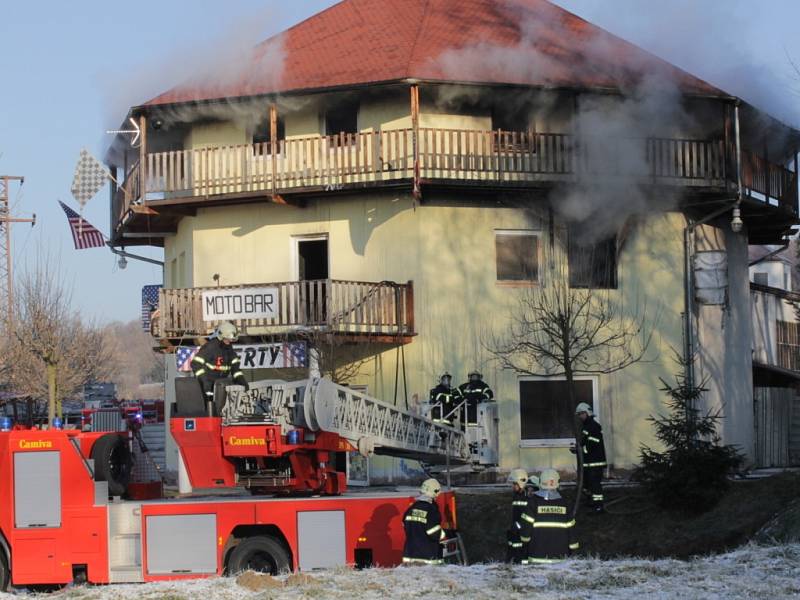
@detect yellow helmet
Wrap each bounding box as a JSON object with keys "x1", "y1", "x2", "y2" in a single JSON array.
[
  {"x1": 216, "y1": 321, "x2": 239, "y2": 342},
  {"x1": 507, "y1": 468, "x2": 528, "y2": 487},
  {"x1": 539, "y1": 468, "x2": 560, "y2": 490},
  {"x1": 420, "y1": 478, "x2": 442, "y2": 498}
]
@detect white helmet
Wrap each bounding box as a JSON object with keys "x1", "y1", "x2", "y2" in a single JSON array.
[
  {"x1": 539, "y1": 468, "x2": 560, "y2": 490},
  {"x1": 216, "y1": 321, "x2": 238, "y2": 342},
  {"x1": 420, "y1": 478, "x2": 442, "y2": 498},
  {"x1": 575, "y1": 402, "x2": 593, "y2": 416},
  {"x1": 507, "y1": 468, "x2": 528, "y2": 487}
]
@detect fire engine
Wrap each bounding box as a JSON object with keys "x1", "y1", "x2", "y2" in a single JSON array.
[{"x1": 0, "y1": 377, "x2": 495, "y2": 590}]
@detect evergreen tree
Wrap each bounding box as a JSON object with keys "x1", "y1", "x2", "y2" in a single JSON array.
[{"x1": 634, "y1": 354, "x2": 744, "y2": 513}]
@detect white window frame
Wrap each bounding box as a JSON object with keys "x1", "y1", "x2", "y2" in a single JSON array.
[
  {"x1": 494, "y1": 229, "x2": 541, "y2": 286},
  {"x1": 518, "y1": 375, "x2": 599, "y2": 448},
  {"x1": 291, "y1": 233, "x2": 330, "y2": 281}
]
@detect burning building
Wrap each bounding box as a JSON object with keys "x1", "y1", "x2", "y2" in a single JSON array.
[{"x1": 107, "y1": 0, "x2": 800, "y2": 475}]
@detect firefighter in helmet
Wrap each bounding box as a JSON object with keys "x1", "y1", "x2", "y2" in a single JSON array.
[
  {"x1": 191, "y1": 321, "x2": 249, "y2": 404},
  {"x1": 506, "y1": 468, "x2": 531, "y2": 563},
  {"x1": 458, "y1": 370, "x2": 494, "y2": 426},
  {"x1": 429, "y1": 372, "x2": 463, "y2": 426},
  {"x1": 520, "y1": 469, "x2": 579, "y2": 564},
  {"x1": 402, "y1": 478, "x2": 446, "y2": 564},
  {"x1": 572, "y1": 402, "x2": 606, "y2": 513}
]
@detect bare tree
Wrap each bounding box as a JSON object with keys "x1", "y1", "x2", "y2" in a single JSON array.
[
  {"x1": 5, "y1": 255, "x2": 117, "y2": 423},
  {"x1": 488, "y1": 250, "x2": 657, "y2": 514},
  {"x1": 294, "y1": 328, "x2": 378, "y2": 385},
  {"x1": 103, "y1": 320, "x2": 164, "y2": 399}
]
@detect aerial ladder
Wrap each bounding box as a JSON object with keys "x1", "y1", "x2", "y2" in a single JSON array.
[{"x1": 170, "y1": 377, "x2": 484, "y2": 495}]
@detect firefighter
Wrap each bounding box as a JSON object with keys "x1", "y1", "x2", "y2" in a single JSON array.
[
  {"x1": 506, "y1": 468, "x2": 530, "y2": 564},
  {"x1": 429, "y1": 372, "x2": 463, "y2": 425},
  {"x1": 574, "y1": 402, "x2": 606, "y2": 513},
  {"x1": 402, "y1": 478, "x2": 446, "y2": 564},
  {"x1": 520, "y1": 469, "x2": 579, "y2": 564},
  {"x1": 191, "y1": 321, "x2": 249, "y2": 404},
  {"x1": 458, "y1": 370, "x2": 494, "y2": 425}
]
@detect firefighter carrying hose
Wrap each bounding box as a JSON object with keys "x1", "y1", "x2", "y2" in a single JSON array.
[
  {"x1": 458, "y1": 370, "x2": 494, "y2": 426},
  {"x1": 402, "y1": 478, "x2": 446, "y2": 564},
  {"x1": 429, "y1": 373, "x2": 462, "y2": 425},
  {"x1": 520, "y1": 469, "x2": 579, "y2": 564},
  {"x1": 572, "y1": 402, "x2": 606, "y2": 513},
  {"x1": 191, "y1": 321, "x2": 249, "y2": 404},
  {"x1": 506, "y1": 468, "x2": 531, "y2": 564}
]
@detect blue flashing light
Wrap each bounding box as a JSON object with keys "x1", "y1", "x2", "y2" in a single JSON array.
[
  {"x1": 0, "y1": 417, "x2": 11, "y2": 431},
  {"x1": 52, "y1": 417, "x2": 63, "y2": 430}
]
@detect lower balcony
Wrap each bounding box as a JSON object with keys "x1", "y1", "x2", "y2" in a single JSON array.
[{"x1": 152, "y1": 279, "x2": 415, "y2": 344}]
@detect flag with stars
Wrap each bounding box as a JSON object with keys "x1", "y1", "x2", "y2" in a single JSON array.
[
  {"x1": 176, "y1": 346, "x2": 200, "y2": 372},
  {"x1": 283, "y1": 341, "x2": 307, "y2": 367},
  {"x1": 141, "y1": 285, "x2": 161, "y2": 332},
  {"x1": 59, "y1": 200, "x2": 106, "y2": 249},
  {"x1": 71, "y1": 148, "x2": 111, "y2": 208}
]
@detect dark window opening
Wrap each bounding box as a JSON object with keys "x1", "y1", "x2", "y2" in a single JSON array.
[
  {"x1": 568, "y1": 231, "x2": 617, "y2": 289},
  {"x1": 325, "y1": 100, "x2": 359, "y2": 144},
  {"x1": 520, "y1": 379, "x2": 594, "y2": 440},
  {"x1": 252, "y1": 116, "x2": 285, "y2": 155},
  {"x1": 496, "y1": 232, "x2": 538, "y2": 282},
  {"x1": 491, "y1": 105, "x2": 532, "y2": 133}
]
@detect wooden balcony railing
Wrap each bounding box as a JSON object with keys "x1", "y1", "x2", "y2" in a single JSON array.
[
  {"x1": 777, "y1": 320, "x2": 800, "y2": 372},
  {"x1": 113, "y1": 128, "x2": 798, "y2": 229},
  {"x1": 153, "y1": 279, "x2": 414, "y2": 340}
]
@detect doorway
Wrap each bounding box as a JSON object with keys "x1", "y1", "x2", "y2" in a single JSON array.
[
  {"x1": 297, "y1": 238, "x2": 329, "y2": 280},
  {"x1": 294, "y1": 236, "x2": 329, "y2": 324}
]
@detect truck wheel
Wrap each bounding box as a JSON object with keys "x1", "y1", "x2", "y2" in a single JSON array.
[
  {"x1": 91, "y1": 434, "x2": 133, "y2": 496},
  {"x1": 0, "y1": 550, "x2": 8, "y2": 592},
  {"x1": 228, "y1": 536, "x2": 290, "y2": 575}
]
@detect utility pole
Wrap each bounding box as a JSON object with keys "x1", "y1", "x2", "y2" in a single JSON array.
[{"x1": 0, "y1": 175, "x2": 35, "y2": 329}]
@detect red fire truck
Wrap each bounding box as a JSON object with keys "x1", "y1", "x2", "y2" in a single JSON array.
[{"x1": 0, "y1": 378, "x2": 469, "y2": 589}]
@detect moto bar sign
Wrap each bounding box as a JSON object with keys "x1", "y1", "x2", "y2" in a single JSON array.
[{"x1": 202, "y1": 287, "x2": 279, "y2": 321}]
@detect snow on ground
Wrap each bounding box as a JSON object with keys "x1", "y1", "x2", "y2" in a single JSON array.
[{"x1": 4, "y1": 543, "x2": 800, "y2": 600}]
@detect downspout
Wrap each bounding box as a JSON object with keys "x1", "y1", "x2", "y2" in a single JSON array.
[{"x1": 682, "y1": 100, "x2": 743, "y2": 389}]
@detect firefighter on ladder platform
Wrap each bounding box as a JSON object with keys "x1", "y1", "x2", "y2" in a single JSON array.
[
  {"x1": 506, "y1": 468, "x2": 531, "y2": 564},
  {"x1": 429, "y1": 372, "x2": 462, "y2": 426},
  {"x1": 458, "y1": 370, "x2": 494, "y2": 426},
  {"x1": 191, "y1": 321, "x2": 249, "y2": 405},
  {"x1": 519, "y1": 469, "x2": 579, "y2": 564},
  {"x1": 402, "y1": 478, "x2": 446, "y2": 564},
  {"x1": 573, "y1": 402, "x2": 606, "y2": 513}
]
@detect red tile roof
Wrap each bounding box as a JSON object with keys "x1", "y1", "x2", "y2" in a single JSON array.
[{"x1": 144, "y1": 0, "x2": 725, "y2": 107}]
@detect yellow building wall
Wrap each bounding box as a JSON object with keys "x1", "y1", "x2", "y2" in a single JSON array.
[{"x1": 166, "y1": 190, "x2": 700, "y2": 471}]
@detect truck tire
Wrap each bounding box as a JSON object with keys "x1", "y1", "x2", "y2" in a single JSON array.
[
  {"x1": 91, "y1": 434, "x2": 133, "y2": 497},
  {"x1": 0, "y1": 550, "x2": 8, "y2": 592},
  {"x1": 227, "y1": 536, "x2": 291, "y2": 575}
]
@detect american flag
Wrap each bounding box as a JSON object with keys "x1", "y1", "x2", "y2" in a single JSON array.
[
  {"x1": 283, "y1": 341, "x2": 307, "y2": 367},
  {"x1": 59, "y1": 200, "x2": 106, "y2": 249},
  {"x1": 176, "y1": 346, "x2": 200, "y2": 372},
  {"x1": 141, "y1": 285, "x2": 161, "y2": 332},
  {"x1": 71, "y1": 148, "x2": 111, "y2": 208}
]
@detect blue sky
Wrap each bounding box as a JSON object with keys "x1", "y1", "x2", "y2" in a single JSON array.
[{"x1": 1, "y1": 0, "x2": 799, "y2": 323}]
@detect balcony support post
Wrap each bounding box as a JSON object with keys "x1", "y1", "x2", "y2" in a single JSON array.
[
  {"x1": 410, "y1": 85, "x2": 421, "y2": 201},
  {"x1": 270, "y1": 103, "x2": 278, "y2": 197},
  {"x1": 139, "y1": 114, "x2": 147, "y2": 203},
  {"x1": 764, "y1": 142, "x2": 770, "y2": 202},
  {"x1": 723, "y1": 102, "x2": 732, "y2": 186},
  {"x1": 793, "y1": 150, "x2": 799, "y2": 211}
]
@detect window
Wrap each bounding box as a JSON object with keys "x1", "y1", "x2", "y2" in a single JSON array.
[
  {"x1": 519, "y1": 378, "x2": 596, "y2": 445},
  {"x1": 495, "y1": 230, "x2": 539, "y2": 283},
  {"x1": 568, "y1": 231, "x2": 617, "y2": 289},
  {"x1": 252, "y1": 115, "x2": 285, "y2": 155},
  {"x1": 753, "y1": 272, "x2": 769, "y2": 286},
  {"x1": 325, "y1": 99, "x2": 359, "y2": 141}
]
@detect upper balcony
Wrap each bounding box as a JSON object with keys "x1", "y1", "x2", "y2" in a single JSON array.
[{"x1": 111, "y1": 127, "x2": 798, "y2": 246}]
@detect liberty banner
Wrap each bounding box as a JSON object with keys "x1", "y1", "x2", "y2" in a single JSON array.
[
  {"x1": 202, "y1": 287, "x2": 279, "y2": 321},
  {"x1": 176, "y1": 342, "x2": 306, "y2": 371}
]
